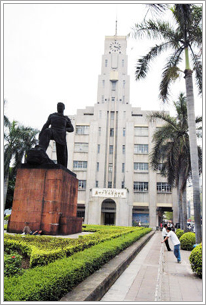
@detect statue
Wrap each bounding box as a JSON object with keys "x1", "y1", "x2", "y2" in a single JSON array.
[{"x1": 37, "y1": 102, "x2": 74, "y2": 167}]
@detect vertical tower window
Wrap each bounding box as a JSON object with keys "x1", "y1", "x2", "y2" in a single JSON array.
[
  {"x1": 109, "y1": 145, "x2": 113, "y2": 154},
  {"x1": 102, "y1": 80, "x2": 105, "y2": 87},
  {"x1": 122, "y1": 59, "x2": 124, "y2": 67},
  {"x1": 123, "y1": 128, "x2": 126, "y2": 137},
  {"x1": 97, "y1": 144, "x2": 100, "y2": 153},
  {"x1": 110, "y1": 128, "x2": 114, "y2": 137},
  {"x1": 98, "y1": 127, "x2": 101, "y2": 136},
  {"x1": 123, "y1": 80, "x2": 125, "y2": 88},
  {"x1": 97, "y1": 162, "x2": 99, "y2": 172},
  {"x1": 122, "y1": 145, "x2": 125, "y2": 154},
  {"x1": 105, "y1": 59, "x2": 108, "y2": 67},
  {"x1": 122, "y1": 163, "x2": 125, "y2": 173}
]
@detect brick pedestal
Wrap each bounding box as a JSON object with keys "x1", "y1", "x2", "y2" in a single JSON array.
[{"x1": 7, "y1": 164, "x2": 82, "y2": 235}]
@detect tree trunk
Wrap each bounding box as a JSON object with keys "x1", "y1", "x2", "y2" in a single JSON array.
[
  {"x1": 178, "y1": 177, "x2": 183, "y2": 230},
  {"x1": 184, "y1": 69, "x2": 202, "y2": 243},
  {"x1": 182, "y1": 188, "x2": 188, "y2": 232}
]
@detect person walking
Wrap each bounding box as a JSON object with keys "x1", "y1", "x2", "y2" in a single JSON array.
[
  {"x1": 162, "y1": 227, "x2": 181, "y2": 263},
  {"x1": 162, "y1": 224, "x2": 172, "y2": 251}
]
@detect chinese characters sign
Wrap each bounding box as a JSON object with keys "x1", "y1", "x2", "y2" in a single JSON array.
[{"x1": 92, "y1": 188, "x2": 127, "y2": 198}]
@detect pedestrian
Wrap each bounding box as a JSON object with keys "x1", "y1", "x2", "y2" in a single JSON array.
[
  {"x1": 162, "y1": 224, "x2": 172, "y2": 251},
  {"x1": 162, "y1": 227, "x2": 181, "y2": 263}
]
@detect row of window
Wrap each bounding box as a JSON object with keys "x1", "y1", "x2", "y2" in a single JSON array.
[
  {"x1": 73, "y1": 161, "x2": 163, "y2": 172},
  {"x1": 102, "y1": 79, "x2": 126, "y2": 89},
  {"x1": 74, "y1": 143, "x2": 149, "y2": 155},
  {"x1": 75, "y1": 125, "x2": 149, "y2": 136},
  {"x1": 78, "y1": 180, "x2": 171, "y2": 193}
]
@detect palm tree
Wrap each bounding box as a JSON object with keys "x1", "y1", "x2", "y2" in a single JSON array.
[
  {"x1": 4, "y1": 118, "x2": 39, "y2": 208},
  {"x1": 131, "y1": 4, "x2": 202, "y2": 243},
  {"x1": 149, "y1": 93, "x2": 202, "y2": 232}
]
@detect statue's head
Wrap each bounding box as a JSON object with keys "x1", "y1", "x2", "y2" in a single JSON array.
[{"x1": 57, "y1": 102, "x2": 65, "y2": 113}]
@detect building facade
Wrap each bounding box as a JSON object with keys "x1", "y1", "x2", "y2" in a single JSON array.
[{"x1": 48, "y1": 33, "x2": 178, "y2": 229}]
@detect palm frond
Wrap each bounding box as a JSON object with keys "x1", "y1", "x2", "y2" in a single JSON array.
[
  {"x1": 159, "y1": 48, "x2": 184, "y2": 101},
  {"x1": 189, "y1": 49, "x2": 202, "y2": 95},
  {"x1": 135, "y1": 42, "x2": 171, "y2": 80}
]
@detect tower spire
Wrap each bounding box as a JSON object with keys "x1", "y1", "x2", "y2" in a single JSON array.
[{"x1": 115, "y1": 19, "x2": 117, "y2": 36}]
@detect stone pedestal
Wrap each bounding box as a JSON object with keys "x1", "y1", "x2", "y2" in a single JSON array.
[{"x1": 7, "y1": 164, "x2": 82, "y2": 235}]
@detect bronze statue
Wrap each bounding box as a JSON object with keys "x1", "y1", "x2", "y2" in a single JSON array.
[{"x1": 38, "y1": 103, "x2": 74, "y2": 167}]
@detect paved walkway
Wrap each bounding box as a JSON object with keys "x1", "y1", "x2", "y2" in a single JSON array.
[{"x1": 100, "y1": 231, "x2": 203, "y2": 302}]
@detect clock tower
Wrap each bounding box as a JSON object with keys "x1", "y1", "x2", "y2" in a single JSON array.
[{"x1": 97, "y1": 29, "x2": 130, "y2": 105}]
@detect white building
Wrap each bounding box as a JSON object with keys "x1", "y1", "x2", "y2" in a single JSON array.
[{"x1": 48, "y1": 31, "x2": 178, "y2": 229}]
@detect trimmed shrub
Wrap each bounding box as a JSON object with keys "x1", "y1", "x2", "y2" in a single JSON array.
[
  {"x1": 189, "y1": 243, "x2": 202, "y2": 277},
  {"x1": 180, "y1": 232, "x2": 196, "y2": 250},
  {"x1": 4, "y1": 252, "x2": 24, "y2": 277},
  {"x1": 4, "y1": 228, "x2": 152, "y2": 301},
  {"x1": 175, "y1": 229, "x2": 184, "y2": 239}
]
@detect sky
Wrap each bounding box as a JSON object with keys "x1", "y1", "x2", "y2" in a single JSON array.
[{"x1": 2, "y1": 1, "x2": 203, "y2": 132}]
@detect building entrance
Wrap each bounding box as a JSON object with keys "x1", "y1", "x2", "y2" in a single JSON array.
[{"x1": 101, "y1": 199, "x2": 116, "y2": 225}]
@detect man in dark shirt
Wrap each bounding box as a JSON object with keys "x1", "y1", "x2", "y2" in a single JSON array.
[{"x1": 39, "y1": 103, "x2": 74, "y2": 167}]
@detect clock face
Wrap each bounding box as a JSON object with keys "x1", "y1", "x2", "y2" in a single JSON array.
[{"x1": 109, "y1": 41, "x2": 121, "y2": 52}]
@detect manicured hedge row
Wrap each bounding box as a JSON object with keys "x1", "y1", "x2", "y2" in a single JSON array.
[
  {"x1": 4, "y1": 227, "x2": 144, "y2": 268},
  {"x1": 175, "y1": 229, "x2": 184, "y2": 239},
  {"x1": 4, "y1": 228, "x2": 151, "y2": 301}
]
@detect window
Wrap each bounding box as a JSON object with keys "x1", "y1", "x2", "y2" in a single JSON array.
[
  {"x1": 111, "y1": 97, "x2": 115, "y2": 102},
  {"x1": 123, "y1": 80, "x2": 125, "y2": 88},
  {"x1": 78, "y1": 180, "x2": 86, "y2": 190},
  {"x1": 102, "y1": 95, "x2": 104, "y2": 103},
  {"x1": 157, "y1": 182, "x2": 171, "y2": 193},
  {"x1": 121, "y1": 181, "x2": 125, "y2": 188},
  {"x1": 157, "y1": 163, "x2": 163, "y2": 171},
  {"x1": 76, "y1": 125, "x2": 89, "y2": 135},
  {"x1": 110, "y1": 128, "x2": 114, "y2": 137},
  {"x1": 122, "y1": 145, "x2": 125, "y2": 154},
  {"x1": 111, "y1": 111, "x2": 115, "y2": 119},
  {"x1": 122, "y1": 163, "x2": 125, "y2": 173},
  {"x1": 97, "y1": 144, "x2": 100, "y2": 153},
  {"x1": 109, "y1": 163, "x2": 113, "y2": 172},
  {"x1": 74, "y1": 143, "x2": 89, "y2": 153},
  {"x1": 134, "y1": 126, "x2": 148, "y2": 136},
  {"x1": 123, "y1": 128, "x2": 126, "y2": 137},
  {"x1": 109, "y1": 145, "x2": 113, "y2": 154},
  {"x1": 73, "y1": 161, "x2": 87, "y2": 169},
  {"x1": 134, "y1": 144, "x2": 148, "y2": 154},
  {"x1": 99, "y1": 127, "x2": 101, "y2": 136},
  {"x1": 111, "y1": 82, "x2": 116, "y2": 91},
  {"x1": 108, "y1": 181, "x2": 112, "y2": 188},
  {"x1": 134, "y1": 162, "x2": 148, "y2": 171},
  {"x1": 123, "y1": 111, "x2": 126, "y2": 118},
  {"x1": 97, "y1": 162, "x2": 99, "y2": 172},
  {"x1": 105, "y1": 59, "x2": 108, "y2": 67},
  {"x1": 123, "y1": 96, "x2": 125, "y2": 103},
  {"x1": 99, "y1": 110, "x2": 102, "y2": 118},
  {"x1": 134, "y1": 182, "x2": 148, "y2": 192},
  {"x1": 102, "y1": 80, "x2": 105, "y2": 87},
  {"x1": 122, "y1": 59, "x2": 124, "y2": 67},
  {"x1": 96, "y1": 181, "x2": 99, "y2": 187}
]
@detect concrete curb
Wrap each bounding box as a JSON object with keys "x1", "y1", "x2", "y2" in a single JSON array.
[{"x1": 60, "y1": 230, "x2": 155, "y2": 302}]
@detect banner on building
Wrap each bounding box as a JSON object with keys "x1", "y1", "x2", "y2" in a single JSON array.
[{"x1": 92, "y1": 188, "x2": 127, "y2": 198}]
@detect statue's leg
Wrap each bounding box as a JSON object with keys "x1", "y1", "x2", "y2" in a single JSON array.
[
  {"x1": 38, "y1": 128, "x2": 52, "y2": 151},
  {"x1": 56, "y1": 143, "x2": 67, "y2": 167}
]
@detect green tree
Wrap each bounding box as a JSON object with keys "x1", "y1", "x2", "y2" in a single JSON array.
[
  {"x1": 131, "y1": 4, "x2": 202, "y2": 243},
  {"x1": 4, "y1": 118, "x2": 39, "y2": 208},
  {"x1": 149, "y1": 93, "x2": 202, "y2": 231}
]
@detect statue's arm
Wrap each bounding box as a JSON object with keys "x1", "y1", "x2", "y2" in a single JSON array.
[
  {"x1": 39, "y1": 116, "x2": 51, "y2": 138},
  {"x1": 66, "y1": 117, "x2": 74, "y2": 133}
]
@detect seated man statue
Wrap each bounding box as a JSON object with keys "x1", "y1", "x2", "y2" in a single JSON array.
[{"x1": 38, "y1": 102, "x2": 74, "y2": 167}]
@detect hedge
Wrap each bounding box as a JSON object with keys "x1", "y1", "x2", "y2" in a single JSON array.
[
  {"x1": 189, "y1": 243, "x2": 202, "y2": 277},
  {"x1": 4, "y1": 226, "x2": 144, "y2": 268},
  {"x1": 180, "y1": 232, "x2": 196, "y2": 250},
  {"x1": 4, "y1": 228, "x2": 151, "y2": 301}
]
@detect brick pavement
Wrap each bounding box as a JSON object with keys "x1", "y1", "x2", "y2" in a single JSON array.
[{"x1": 101, "y1": 231, "x2": 203, "y2": 302}]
